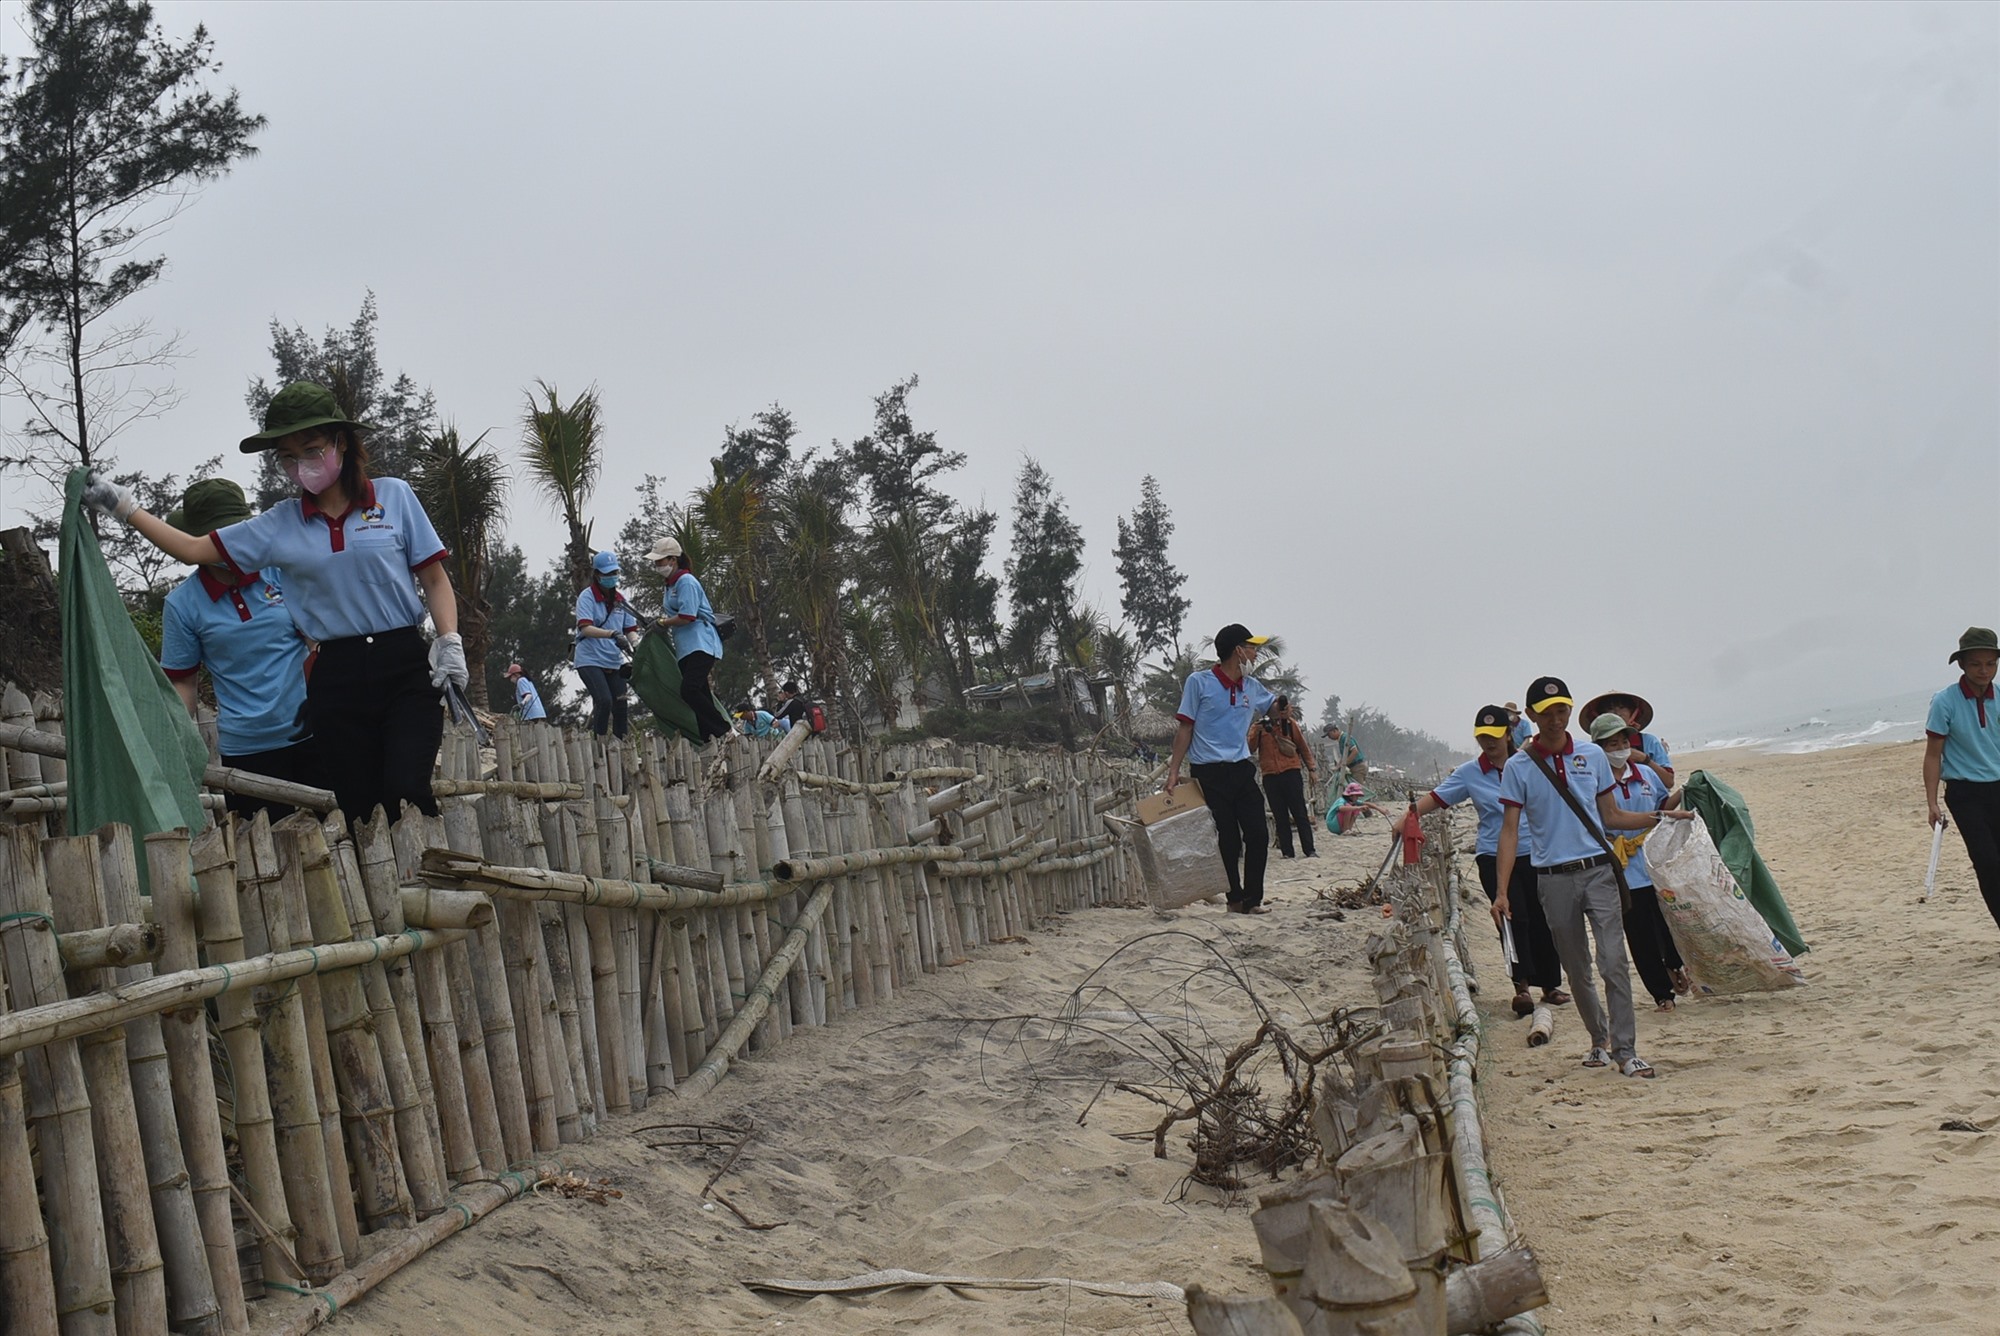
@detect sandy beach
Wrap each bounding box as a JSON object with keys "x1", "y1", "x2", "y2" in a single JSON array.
[{"x1": 282, "y1": 739, "x2": 2000, "y2": 1335}]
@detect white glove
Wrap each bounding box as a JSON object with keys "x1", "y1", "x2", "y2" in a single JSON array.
[
  {"x1": 428, "y1": 632, "x2": 468, "y2": 691},
  {"x1": 82, "y1": 470, "x2": 138, "y2": 523}
]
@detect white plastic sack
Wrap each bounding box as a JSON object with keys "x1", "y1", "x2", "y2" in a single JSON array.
[
  {"x1": 1126, "y1": 805, "x2": 1226, "y2": 910},
  {"x1": 1644, "y1": 817, "x2": 1806, "y2": 994}
]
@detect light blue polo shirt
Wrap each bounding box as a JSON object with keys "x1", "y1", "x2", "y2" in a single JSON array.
[
  {"x1": 1176, "y1": 667, "x2": 1275, "y2": 764},
  {"x1": 514, "y1": 677, "x2": 546, "y2": 721},
  {"x1": 213, "y1": 477, "x2": 447, "y2": 643},
  {"x1": 573, "y1": 585, "x2": 639, "y2": 670},
  {"x1": 1605, "y1": 763, "x2": 1669, "y2": 888},
  {"x1": 737, "y1": 709, "x2": 778, "y2": 738},
  {"x1": 662, "y1": 571, "x2": 725, "y2": 661},
  {"x1": 161, "y1": 567, "x2": 309, "y2": 756},
  {"x1": 1927, "y1": 679, "x2": 2000, "y2": 782},
  {"x1": 1638, "y1": 730, "x2": 1672, "y2": 773},
  {"x1": 1511, "y1": 718, "x2": 1534, "y2": 747},
  {"x1": 1432, "y1": 756, "x2": 1508, "y2": 856},
  {"x1": 1499, "y1": 735, "x2": 1616, "y2": 868}
]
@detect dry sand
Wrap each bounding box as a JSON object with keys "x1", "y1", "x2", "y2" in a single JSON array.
[{"x1": 270, "y1": 740, "x2": 2000, "y2": 1334}]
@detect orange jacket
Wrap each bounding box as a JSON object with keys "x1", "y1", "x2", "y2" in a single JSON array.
[{"x1": 1251, "y1": 716, "x2": 1313, "y2": 777}]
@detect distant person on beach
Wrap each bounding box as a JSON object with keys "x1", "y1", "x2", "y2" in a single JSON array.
[
  {"x1": 157, "y1": 478, "x2": 317, "y2": 820},
  {"x1": 1925, "y1": 627, "x2": 2000, "y2": 932},
  {"x1": 1320, "y1": 722, "x2": 1367, "y2": 783},
  {"x1": 505, "y1": 662, "x2": 547, "y2": 721},
  {"x1": 1252, "y1": 696, "x2": 1318, "y2": 858},
  {"x1": 1409, "y1": 704, "x2": 1567, "y2": 1016},
  {"x1": 1590, "y1": 712, "x2": 1692, "y2": 1011},
  {"x1": 1326, "y1": 781, "x2": 1393, "y2": 835},
  {"x1": 1582, "y1": 690, "x2": 1675, "y2": 787},
  {"x1": 734, "y1": 701, "x2": 779, "y2": 738},
  {"x1": 1494, "y1": 676, "x2": 1698, "y2": 1080},
  {"x1": 1504, "y1": 703, "x2": 1534, "y2": 749},
  {"x1": 574, "y1": 550, "x2": 637, "y2": 740},
  {"x1": 1165, "y1": 623, "x2": 1275, "y2": 914}
]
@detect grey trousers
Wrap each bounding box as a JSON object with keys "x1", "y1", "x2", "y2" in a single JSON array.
[{"x1": 1537, "y1": 862, "x2": 1638, "y2": 1062}]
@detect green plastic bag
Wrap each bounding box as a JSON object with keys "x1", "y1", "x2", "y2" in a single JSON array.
[
  {"x1": 1683, "y1": 770, "x2": 1808, "y2": 957},
  {"x1": 627, "y1": 633, "x2": 704, "y2": 743},
  {"x1": 59, "y1": 470, "x2": 209, "y2": 886}
]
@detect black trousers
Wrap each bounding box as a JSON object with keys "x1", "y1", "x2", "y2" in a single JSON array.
[
  {"x1": 219, "y1": 739, "x2": 321, "y2": 822},
  {"x1": 1945, "y1": 779, "x2": 2000, "y2": 932},
  {"x1": 1262, "y1": 769, "x2": 1315, "y2": 857},
  {"x1": 577, "y1": 663, "x2": 629, "y2": 739},
  {"x1": 678, "y1": 651, "x2": 734, "y2": 741},
  {"x1": 1191, "y1": 759, "x2": 1268, "y2": 908},
  {"x1": 307, "y1": 627, "x2": 442, "y2": 827},
  {"x1": 1476, "y1": 854, "x2": 1563, "y2": 991},
  {"x1": 1622, "y1": 884, "x2": 1685, "y2": 1003}
]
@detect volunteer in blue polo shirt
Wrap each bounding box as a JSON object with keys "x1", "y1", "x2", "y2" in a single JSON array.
[
  {"x1": 1409, "y1": 704, "x2": 1566, "y2": 1016},
  {"x1": 1164, "y1": 622, "x2": 1276, "y2": 914},
  {"x1": 645, "y1": 535, "x2": 734, "y2": 742},
  {"x1": 1925, "y1": 627, "x2": 2000, "y2": 932},
  {"x1": 1590, "y1": 712, "x2": 1690, "y2": 1011},
  {"x1": 505, "y1": 663, "x2": 547, "y2": 722},
  {"x1": 1581, "y1": 690, "x2": 1674, "y2": 786},
  {"x1": 158, "y1": 478, "x2": 317, "y2": 819},
  {"x1": 1493, "y1": 676, "x2": 1696, "y2": 1080},
  {"x1": 574, "y1": 550, "x2": 638, "y2": 740},
  {"x1": 87, "y1": 381, "x2": 467, "y2": 825}
]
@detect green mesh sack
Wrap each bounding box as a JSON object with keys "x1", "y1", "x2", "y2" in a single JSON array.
[
  {"x1": 59, "y1": 470, "x2": 208, "y2": 883},
  {"x1": 627, "y1": 632, "x2": 703, "y2": 743}
]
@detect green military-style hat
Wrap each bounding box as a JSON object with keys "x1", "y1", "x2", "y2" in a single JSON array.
[
  {"x1": 165, "y1": 478, "x2": 252, "y2": 535},
  {"x1": 1949, "y1": 627, "x2": 1998, "y2": 664},
  {"x1": 239, "y1": 381, "x2": 377, "y2": 453}
]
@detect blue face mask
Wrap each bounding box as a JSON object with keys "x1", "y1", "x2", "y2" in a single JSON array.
[{"x1": 598, "y1": 572, "x2": 619, "y2": 588}]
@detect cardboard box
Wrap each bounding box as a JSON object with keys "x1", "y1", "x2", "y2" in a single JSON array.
[{"x1": 1135, "y1": 779, "x2": 1205, "y2": 826}]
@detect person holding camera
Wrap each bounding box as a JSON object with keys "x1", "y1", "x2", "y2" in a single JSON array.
[{"x1": 1253, "y1": 696, "x2": 1318, "y2": 858}]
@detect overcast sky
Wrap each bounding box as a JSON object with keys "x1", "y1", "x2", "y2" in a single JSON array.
[{"x1": 1, "y1": 1, "x2": 1993, "y2": 741}]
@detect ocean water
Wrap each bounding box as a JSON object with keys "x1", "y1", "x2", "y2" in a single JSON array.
[{"x1": 1683, "y1": 688, "x2": 1935, "y2": 756}]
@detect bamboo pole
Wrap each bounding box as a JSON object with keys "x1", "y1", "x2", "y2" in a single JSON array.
[
  {"x1": 569, "y1": 801, "x2": 630, "y2": 1117},
  {"x1": 428, "y1": 779, "x2": 582, "y2": 799},
  {"x1": 0, "y1": 950, "x2": 58, "y2": 1336},
  {"x1": 53, "y1": 922, "x2": 160, "y2": 971},
  {"x1": 44, "y1": 833, "x2": 171, "y2": 1336},
  {"x1": 477, "y1": 800, "x2": 559, "y2": 1151},
  {"x1": 0, "y1": 823, "x2": 115, "y2": 1335},
  {"x1": 0, "y1": 722, "x2": 338, "y2": 811},
  {"x1": 675, "y1": 883, "x2": 835, "y2": 1102},
  {"x1": 192, "y1": 825, "x2": 296, "y2": 1305},
  {"x1": 754, "y1": 718, "x2": 814, "y2": 782},
  {"x1": 440, "y1": 798, "x2": 532, "y2": 1165},
  {"x1": 104, "y1": 829, "x2": 227, "y2": 1335},
  {"x1": 236, "y1": 819, "x2": 350, "y2": 1285}
]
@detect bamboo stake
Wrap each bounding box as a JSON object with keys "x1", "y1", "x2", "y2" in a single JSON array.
[
  {"x1": 38, "y1": 834, "x2": 165, "y2": 1335},
  {"x1": 570, "y1": 802, "x2": 630, "y2": 1117},
  {"x1": 428, "y1": 779, "x2": 582, "y2": 799},
  {"x1": 0, "y1": 947, "x2": 58, "y2": 1335},
  {"x1": 0, "y1": 824, "x2": 115, "y2": 1335},
  {"x1": 516, "y1": 804, "x2": 584, "y2": 1141},
  {"x1": 478, "y1": 800, "x2": 560, "y2": 1151},
  {"x1": 601, "y1": 797, "x2": 647, "y2": 1112},
  {"x1": 675, "y1": 884, "x2": 835, "y2": 1102},
  {"x1": 235, "y1": 820, "x2": 349, "y2": 1285},
  {"x1": 192, "y1": 825, "x2": 295, "y2": 1305},
  {"x1": 106, "y1": 830, "x2": 227, "y2": 1335},
  {"x1": 439, "y1": 799, "x2": 531, "y2": 1166},
  {"x1": 440, "y1": 943, "x2": 508, "y2": 1174}
]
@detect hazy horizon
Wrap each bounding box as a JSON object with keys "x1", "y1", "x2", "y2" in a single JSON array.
[{"x1": 1, "y1": 1, "x2": 1992, "y2": 741}]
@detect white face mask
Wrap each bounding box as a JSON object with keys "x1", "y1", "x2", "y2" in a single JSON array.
[{"x1": 1604, "y1": 747, "x2": 1632, "y2": 767}]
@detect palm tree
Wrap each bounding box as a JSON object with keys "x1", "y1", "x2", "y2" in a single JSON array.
[
  {"x1": 520, "y1": 380, "x2": 605, "y2": 592},
  {"x1": 407, "y1": 423, "x2": 508, "y2": 707}
]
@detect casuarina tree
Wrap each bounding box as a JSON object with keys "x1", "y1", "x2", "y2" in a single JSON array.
[
  {"x1": 0, "y1": 0, "x2": 262, "y2": 486},
  {"x1": 1113, "y1": 475, "x2": 1190, "y2": 656},
  {"x1": 1003, "y1": 455, "x2": 1086, "y2": 673}
]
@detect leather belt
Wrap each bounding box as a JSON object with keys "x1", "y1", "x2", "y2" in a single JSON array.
[{"x1": 1537, "y1": 853, "x2": 1611, "y2": 875}]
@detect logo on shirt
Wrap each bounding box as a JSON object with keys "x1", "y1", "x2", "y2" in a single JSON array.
[
  {"x1": 362, "y1": 503, "x2": 386, "y2": 524},
  {"x1": 259, "y1": 582, "x2": 284, "y2": 604}
]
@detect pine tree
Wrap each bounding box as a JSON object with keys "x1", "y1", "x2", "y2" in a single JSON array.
[
  {"x1": 1113, "y1": 475, "x2": 1190, "y2": 655},
  {"x1": 1003, "y1": 457, "x2": 1085, "y2": 672}
]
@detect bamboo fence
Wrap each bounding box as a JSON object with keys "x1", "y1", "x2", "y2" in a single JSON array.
[{"x1": 0, "y1": 705, "x2": 1155, "y2": 1334}]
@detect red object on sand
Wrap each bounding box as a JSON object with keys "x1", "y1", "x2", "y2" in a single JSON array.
[{"x1": 1400, "y1": 810, "x2": 1426, "y2": 865}]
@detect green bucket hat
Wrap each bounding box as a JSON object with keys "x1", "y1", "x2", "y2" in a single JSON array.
[
  {"x1": 239, "y1": 381, "x2": 377, "y2": 453},
  {"x1": 1949, "y1": 627, "x2": 1999, "y2": 664},
  {"x1": 1588, "y1": 712, "x2": 1637, "y2": 743},
  {"x1": 166, "y1": 478, "x2": 252, "y2": 536}
]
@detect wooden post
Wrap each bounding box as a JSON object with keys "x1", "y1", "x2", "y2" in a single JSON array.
[
  {"x1": 0, "y1": 938, "x2": 59, "y2": 1335},
  {"x1": 192, "y1": 826, "x2": 296, "y2": 1303},
  {"x1": 1, "y1": 824, "x2": 116, "y2": 1335},
  {"x1": 38, "y1": 833, "x2": 169, "y2": 1336}
]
